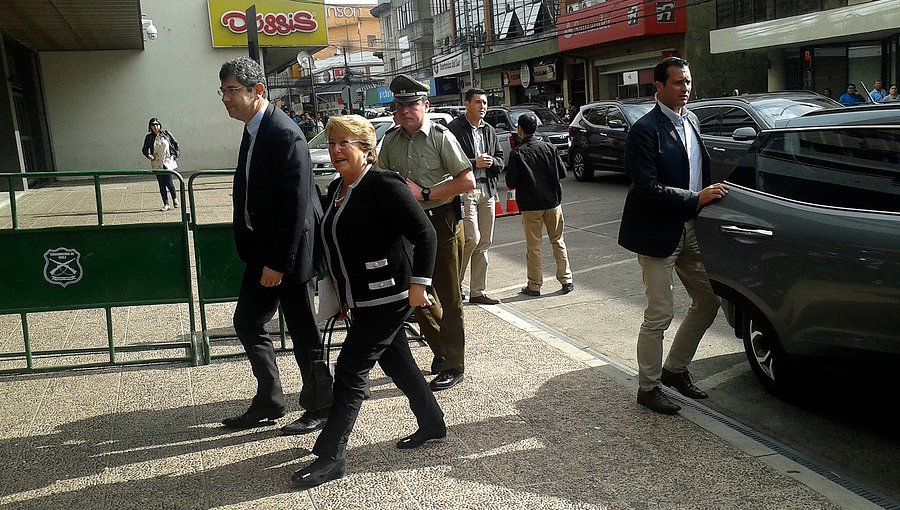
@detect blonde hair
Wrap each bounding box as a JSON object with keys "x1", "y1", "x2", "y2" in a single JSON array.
[{"x1": 324, "y1": 115, "x2": 377, "y2": 164}]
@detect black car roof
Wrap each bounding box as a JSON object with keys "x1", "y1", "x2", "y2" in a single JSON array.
[{"x1": 784, "y1": 103, "x2": 900, "y2": 127}]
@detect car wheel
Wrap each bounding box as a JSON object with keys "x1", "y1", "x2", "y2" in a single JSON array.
[
  {"x1": 571, "y1": 151, "x2": 593, "y2": 182},
  {"x1": 741, "y1": 309, "x2": 794, "y2": 397}
]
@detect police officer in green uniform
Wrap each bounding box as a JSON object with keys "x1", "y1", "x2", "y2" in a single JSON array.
[{"x1": 378, "y1": 74, "x2": 474, "y2": 391}]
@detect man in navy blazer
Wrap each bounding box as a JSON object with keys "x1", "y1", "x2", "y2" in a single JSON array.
[
  {"x1": 618, "y1": 57, "x2": 728, "y2": 415},
  {"x1": 218, "y1": 57, "x2": 332, "y2": 432}
]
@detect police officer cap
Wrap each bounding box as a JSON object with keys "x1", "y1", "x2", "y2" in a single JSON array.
[{"x1": 390, "y1": 74, "x2": 429, "y2": 103}]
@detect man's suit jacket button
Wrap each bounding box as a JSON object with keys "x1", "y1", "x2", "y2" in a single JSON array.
[{"x1": 379, "y1": 282, "x2": 385, "y2": 288}]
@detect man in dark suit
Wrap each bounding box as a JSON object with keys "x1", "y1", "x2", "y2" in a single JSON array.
[
  {"x1": 218, "y1": 57, "x2": 332, "y2": 432},
  {"x1": 618, "y1": 57, "x2": 728, "y2": 415},
  {"x1": 448, "y1": 88, "x2": 504, "y2": 306}
]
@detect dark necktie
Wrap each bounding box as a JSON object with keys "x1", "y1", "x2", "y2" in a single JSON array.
[{"x1": 235, "y1": 129, "x2": 252, "y2": 228}]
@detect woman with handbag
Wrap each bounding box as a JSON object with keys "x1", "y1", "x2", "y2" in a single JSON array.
[
  {"x1": 141, "y1": 117, "x2": 180, "y2": 211},
  {"x1": 291, "y1": 115, "x2": 446, "y2": 490}
]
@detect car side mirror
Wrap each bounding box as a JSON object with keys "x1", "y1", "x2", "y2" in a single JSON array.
[
  {"x1": 608, "y1": 119, "x2": 627, "y2": 131},
  {"x1": 732, "y1": 126, "x2": 758, "y2": 141}
]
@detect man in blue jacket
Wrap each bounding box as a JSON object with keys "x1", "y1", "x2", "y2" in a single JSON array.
[{"x1": 618, "y1": 57, "x2": 727, "y2": 415}]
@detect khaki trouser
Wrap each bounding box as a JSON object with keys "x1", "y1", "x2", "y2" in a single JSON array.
[
  {"x1": 521, "y1": 206, "x2": 572, "y2": 291},
  {"x1": 460, "y1": 185, "x2": 496, "y2": 298},
  {"x1": 636, "y1": 220, "x2": 720, "y2": 391},
  {"x1": 414, "y1": 203, "x2": 466, "y2": 372}
]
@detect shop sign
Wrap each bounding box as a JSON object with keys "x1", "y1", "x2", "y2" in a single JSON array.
[
  {"x1": 479, "y1": 71, "x2": 502, "y2": 90},
  {"x1": 623, "y1": 71, "x2": 638, "y2": 85},
  {"x1": 558, "y1": 0, "x2": 686, "y2": 52},
  {"x1": 503, "y1": 69, "x2": 522, "y2": 87},
  {"x1": 208, "y1": 0, "x2": 327, "y2": 48},
  {"x1": 432, "y1": 51, "x2": 466, "y2": 78},
  {"x1": 532, "y1": 63, "x2": 557, "y2": 83},
  {"x1": 520, "y1": 63, "x2": 532, "y2": 88}
]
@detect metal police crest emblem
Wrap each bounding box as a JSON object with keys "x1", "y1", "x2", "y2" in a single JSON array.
[{"x1": 43, "y1": 247, "x2": 83, "y2": 287}]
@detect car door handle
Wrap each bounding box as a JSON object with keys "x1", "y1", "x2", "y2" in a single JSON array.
[
  {"x1": 720, "y1": 225, "x2": 773, "y2": 238},
  {"x1": 600, "y1": 132, "x2": 608, "y2": 136},
  {"x1": 711, "y1": 147, "x2": 726, "y2": 152}
]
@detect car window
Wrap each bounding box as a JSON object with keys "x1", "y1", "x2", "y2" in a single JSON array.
[
  {"x1": 731, "y1": 127, "x2": 900, "y2": 213},
  {"x1": 749, "y1": 98, "x2": 837, "y2": 127},
  {"x1": 621, "y1": 104, "x2": 654, "y2": 124},
  {"x1": 509, "y1": 110, "x2": 540, "y2": 128},
  {"x1": 720, "y1": 107, "x2": 758, "y2": 136},
  {"x1": 485, "y1": 111, "x2": 506, "y2": 129},
  {"x1": 692, "y1": 106, "x2": 721, "y2": 136},
  {"x1": 582, "y1": 106, "x2": 607, "y2": 127},
  {"x1": 307, "y1": 130, "x2": 328, "y2": 149},
  {"x1": 606, "y1": 107, "x2": 626, "y2": 127}
]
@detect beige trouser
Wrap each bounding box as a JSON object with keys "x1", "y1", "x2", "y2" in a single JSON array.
[
  {"x1": 636, "y1": 220, "x2": 720, "y2": 391},
  {"x1": 460, "y1": 185, "x2": 496, "y2": 298},
  {"x1": 521, "y1": 206, "x2": 572, "y2": 291}
]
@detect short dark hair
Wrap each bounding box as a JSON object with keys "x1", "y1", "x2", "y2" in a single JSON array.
[
  {"x1": 147, "y1": 117, "x2": 162, "y2": 132},
  {"x1": 653, "y1": 57, "x2": 689, "y2": 85},
  {"x1": 518, "y1": 113, "x2": 537, "y2": 135},
  {"x1": 464, "y1": 88, "x2": 487, "y2": 102},
  {"x1": 847, "y1": 83, "x2": 857, "y2": 88},
  {"x1": 219, "y1": 57, "x2": 266, "y2": 93}
]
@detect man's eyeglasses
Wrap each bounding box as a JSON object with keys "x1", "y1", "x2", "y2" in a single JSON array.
[
  {"x1": 217, "y1": 86, "x2": 249, "y2": 97},
  {"x1": 327, "y1": 140, "x2": 364, "y2": 149}
]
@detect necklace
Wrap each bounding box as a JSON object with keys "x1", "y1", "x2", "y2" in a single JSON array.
[{"x1": 334, "y1": 188, "x2": 349, "y2": 205}]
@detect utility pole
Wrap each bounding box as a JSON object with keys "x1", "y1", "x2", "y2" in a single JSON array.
[
  {"x1": 464, "y1": 0, "x2": 475, "y2": 89},
  {"x1": 343, "y1": 47, "x2": 353, "y2": 113}
]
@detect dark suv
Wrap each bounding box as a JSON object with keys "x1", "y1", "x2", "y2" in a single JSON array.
[
  {"x1": 689, "y1": 92, "x2": 840, "y2": 182},
  {"x1": 484, "y1": 105, "x2": 570, "y2": 165},
  {"x1": 567, "y1": 99, "x2": 655, "y2": 181},
  {"x1": 695, "y1": 116, "x2": 900, "y2": 396}
]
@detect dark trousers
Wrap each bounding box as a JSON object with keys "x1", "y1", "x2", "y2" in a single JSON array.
[
  {"x1": 233, "y1": 265, "x2": 333, "y2": 412},
  {"x1": 414, "y1": 203, "x2": 467, "y2": 372},
  {"x1": 155, "y1": 174, "x2": 177, "y2": 204},
  {"x1": 313, "y1": 301, "x2": 444, "y2": 460}
]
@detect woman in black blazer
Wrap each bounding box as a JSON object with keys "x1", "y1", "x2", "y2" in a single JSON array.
[{"x1": 291, "y1": 115, "x2": 447, "y2": 490}]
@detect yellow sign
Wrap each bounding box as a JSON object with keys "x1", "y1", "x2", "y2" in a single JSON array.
[{"x1": 208, "y1": 0, "x2": 328, "y2": 47}]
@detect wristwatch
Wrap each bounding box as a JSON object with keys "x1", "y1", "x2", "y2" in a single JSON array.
[{"x1": 421, "y1": 186, "x2": 431, "y2": 202}]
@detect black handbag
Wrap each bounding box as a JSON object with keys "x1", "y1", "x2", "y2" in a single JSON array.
[{"x1": 321, "y1": 313, "x2": 371, "y2": 400}]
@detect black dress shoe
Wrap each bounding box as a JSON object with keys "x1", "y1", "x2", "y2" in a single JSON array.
[
  {"x1": 222, "y1": 406, "x2": 285, "y2": 429},
  {"x1": 291, "y1": 457, "x2": 346, "y2": 489},
  {"x1": 519, "y1": 286, "x2": 540, "y2": 297},
  {"x1": 396, "y1": 423, "x2": 447, "y2": 449},
  {"x1": 430, "y1": 369, "x2": 464, "y2": 391},
  {"x1": 637, "y1": 387, "x2": 681, "y2": 415},
  {"x1": 661, "y1": 368, "x2": 709, "y2": 399},
  {"x1": 281, "y1": 410, "x2": 329, "y2": 435},
  {"x1": 469, "y1": 294, "x2": 501, "y2": 305},
  {"x1": 561, "y1": 283, "x2": 574, "y2": 294},
  {"x1": 430, "y1": 355, "x2": 446, "y2": 375}
]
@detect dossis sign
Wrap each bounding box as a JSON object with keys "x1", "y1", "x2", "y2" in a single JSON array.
[
  {"x1": 220, "y1": 10, "x2": 318, "y2": 35},
  {"x1": 208, "y1": 0, "x2": 327, "y2": 47}
]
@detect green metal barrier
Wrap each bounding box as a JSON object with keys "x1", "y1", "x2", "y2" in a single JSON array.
[
  {"x1": 0, "y1": 170, "x2": 198, "y2": 374},
  {"x1": 188, "y1": 170, "x2": 289, "y2": 364}
]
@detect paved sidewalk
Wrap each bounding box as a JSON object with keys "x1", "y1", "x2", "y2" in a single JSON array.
[{"x1": 0, "y1": 178, "x2": 876, "y2": 509}]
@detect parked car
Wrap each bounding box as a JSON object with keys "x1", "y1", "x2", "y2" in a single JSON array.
[
  {"x1": 695, "y1": 119, "x2": 900, "y2": 396},
  {"x1": 430, "y1": 105, "x2": 466, "y2": 118},
  {"x1": 689, "y1": 92, "x2": 841, "y2": 182},
  {"x1": 484, "y1": 105, "x2": 570, "y2": 166},
  {"x1": 567, "y1": 99, "x2": 655, "y2": 181}
]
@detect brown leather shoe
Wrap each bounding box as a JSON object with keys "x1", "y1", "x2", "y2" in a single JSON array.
[
  {"x1": 661, "y1": 368, "x2": 709, "y2": 399},
  {"x1": 469, "y1": 294, "x2": 501, "y2": 305},
  {"x1": 637, "y1": 387, "x2": 681, "y2": 415}
]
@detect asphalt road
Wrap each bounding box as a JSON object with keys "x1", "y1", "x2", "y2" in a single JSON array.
[{"x1": 476, "y1": 171, "x2": 899, "y2": 506}]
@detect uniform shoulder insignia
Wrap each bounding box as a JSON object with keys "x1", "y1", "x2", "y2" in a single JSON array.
[{"x1": 433, "y1": 123, "x2": 448, "y2": 132}]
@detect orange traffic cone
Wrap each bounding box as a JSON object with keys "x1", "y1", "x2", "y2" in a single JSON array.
[
  {"x1": 494, "y1": 198, "x2": 504, "y2": 216},
  {"x1": 505, "y1": 189, "x2": 520, "y2": 215}
]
